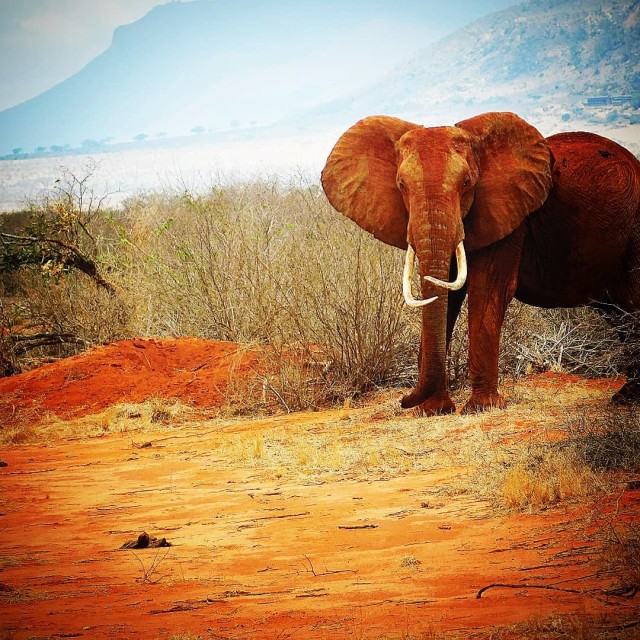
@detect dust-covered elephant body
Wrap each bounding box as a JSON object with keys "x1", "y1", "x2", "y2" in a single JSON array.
[
  {"x1": 321, "y1": 113, "x2": 640, "y2": 415},
  {"x1": 518, "y1": 131, "x2": 640, "y2": 311}
]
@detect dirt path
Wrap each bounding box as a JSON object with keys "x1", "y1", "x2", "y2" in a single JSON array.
[{"x1": 0, "y1": 343, "x2": 638, "y2": 638}]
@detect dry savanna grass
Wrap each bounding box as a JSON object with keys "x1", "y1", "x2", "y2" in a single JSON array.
[
  {"x1": 1, "y1": 168, "x2": 635, "y2": 410},
  {"x1": 7, "y1": 371, "x2": 630, "y2": 513},
  {"x1": 500, "y1": 447, "x2": 599, "y2": 509},
  {"x1": 0, "y1": 397, "x2": 197, "y2": 446},
  {"x1": 490, "y1": 613, "x2": 640, "y2": 640}
]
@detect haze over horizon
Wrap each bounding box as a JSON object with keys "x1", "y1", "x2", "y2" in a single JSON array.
[
  {"x1": 0, "y1": 0, "x2": 637, "y2": 210},
  {"x1": 0, "y1": 0, "x2": 519, "y2": 113}
]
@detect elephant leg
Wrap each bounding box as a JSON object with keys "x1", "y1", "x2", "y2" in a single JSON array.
[
  {"x1": 593, "y1": 228, "x2": 640, "y2": 404},
  {"x1": 415, "y1": 285, "x2": 468, "y2": 416},
  {"x1": 463, "y1": 228, "x2": 524, "y2": 414},
  {"x1": 592, "y1": 302, "x2": 640, "y2": 405}
]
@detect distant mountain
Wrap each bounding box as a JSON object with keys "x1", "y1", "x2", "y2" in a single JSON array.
[
  {"x1": 300, "y1": 0, "x2": 640, "y2": 128},
  {"x1": 0, "y1": 0, "x2": 436, "y2": 155},
  {"x1": 1, "y1": 0, "x2": 637, "y2": 157}
]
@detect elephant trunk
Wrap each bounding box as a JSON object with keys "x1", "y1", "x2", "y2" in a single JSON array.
[
  {"x1": 401, "y1": 289, "x2": 449, "y2": 408},
  {"x1": 401, "y1": 211, "x2": 462, "y2": 409}
]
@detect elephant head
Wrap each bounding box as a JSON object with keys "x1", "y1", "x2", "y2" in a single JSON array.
[{"x1": 321, "y1": 112, "x2": 552, "y2": 408}]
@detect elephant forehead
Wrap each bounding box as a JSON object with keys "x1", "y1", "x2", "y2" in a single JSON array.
[
  {"x1": 397, "y1": 129, "x2": 470, "y2": 190},
  {"x1": 397, "y1": 126, "x2": 471, "y2": 153},
  {"x1": 397, "y1": 152, "x2": 424, "y2": 181}
]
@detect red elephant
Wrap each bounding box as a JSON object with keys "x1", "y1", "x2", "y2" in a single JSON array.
[{"x1": 321, "y1": 112, "x2": 640, "y2": 414}]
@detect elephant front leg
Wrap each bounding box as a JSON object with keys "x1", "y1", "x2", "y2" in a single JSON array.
[
  {"x1": 463, "y1": 229, "x2": 523, "y2": 414},
  {"x1": 414, "y1": 375, "x2": 457, "y2": 416},
  {"x1": 410, "y1": 278, "x2": 468, "y2": 416}
]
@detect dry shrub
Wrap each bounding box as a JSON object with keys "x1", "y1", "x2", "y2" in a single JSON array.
[
  {"x1": 501, "y1": 446, "x2": 599, "y2": 510},
  {"x1": 599, "y1": 519, "x2": 640, "y2": 599},
  {"x1": 2, "y1": 169, "x2": 633, "y2": 413},
  {"x1": 5, "y1": 271, "x2": 130, "y2": 364},
  {"x1": 484, "y1": 407, "x2": 639, "y2": 512},
  {"x1": 491, "y1": 613, "x2": 638, "y2": 639},
  {"x1": 568, "y1": 408, "x2": 640, "y2": 473},
  {"x1": 117, "y1": 181, "x2": 417, "y2": 403},
  {"x1": 499, "y1": 303, "x2": 623, "y2": 380}
]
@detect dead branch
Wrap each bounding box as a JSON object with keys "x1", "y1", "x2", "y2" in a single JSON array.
[
  {"x1": 0, "y1": 231, "x2": 117, "y2": 296},
  {"x1": 476, "y1": 582, "x2": 586, "y2": 599},
  {"x1": 10, "y1": 332, "x2": 90, "y2": 354},
  {"x1": 477, "y1": 581, "x2": 638, "y2": 600},
  {"x1": 236, "y1": 511, "x2": 310, "y2": 526}
]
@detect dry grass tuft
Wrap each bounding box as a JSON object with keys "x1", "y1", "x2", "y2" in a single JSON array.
[
  {"x1": 568, "y1": 408, "x2": 640, "y2": 473},
  {"x1": 490, "y1": 613, "x2": 639, "y2": 639},
  {"x1": 0, "y1": 398, "x2": 197, "y2": 444},
  {"x1": 501, "y1": 447, "x2": 599, "y2": 510}
]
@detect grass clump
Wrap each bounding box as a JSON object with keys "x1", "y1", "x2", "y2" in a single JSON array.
[
  {"x1": 568, "y1": 408, "x2": 640, "y2": 473},
  {"x1": 501, "y1": 446, "x2": 599, "y2": 510},
  {"x1": 490, "y1": 613, "x2": 639, "y2": 639},
  {"x1": 0, "y1": 398, "x2": 196, "y2": 445}
]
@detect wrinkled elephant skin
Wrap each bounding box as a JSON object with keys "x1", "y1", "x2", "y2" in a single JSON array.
[{"x1": 321, "y1": 112, "x2": 640, "y2": 415}]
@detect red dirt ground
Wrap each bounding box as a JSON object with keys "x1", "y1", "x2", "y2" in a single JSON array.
[
  {"x1": 0, "y1": 338, "x2": 261, "y2": 419},
  {"x1": 0, "y1": 340, "x2": 638, "y2": 639}
]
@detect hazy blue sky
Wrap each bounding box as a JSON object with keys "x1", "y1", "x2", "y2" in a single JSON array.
[{"x1": 0, "y1": 0, "x2": 520, "y2": 112}]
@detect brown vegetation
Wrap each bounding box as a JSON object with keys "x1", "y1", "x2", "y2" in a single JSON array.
[
  {"x1": 0, "y1": 168, "x2": 631, "y2": 406},
  {"x1": 1, "y1": 170, "x2": 639, "y2": 638}
]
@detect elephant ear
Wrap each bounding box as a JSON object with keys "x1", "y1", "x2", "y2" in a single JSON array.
[
  {"x1": 321, "y1": 115, "x2": 419, "y2": 250},
  {"x1": 456, "y1": 112, "x2": 552, "y2": 251}
]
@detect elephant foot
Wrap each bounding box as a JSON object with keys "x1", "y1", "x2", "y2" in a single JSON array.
[
  {"x1": 611, "y1": 380, "x2": 640, "y2": 405},
  {"x1": 413, "y1": 395, "x2": 456, "y2": 417},
  {"x1": 462, "y1": 392, "x2": 507, "y2": 415}
]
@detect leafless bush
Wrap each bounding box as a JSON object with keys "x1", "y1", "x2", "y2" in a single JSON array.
[
  {"x1": 500, "y1": 304, "x2": 625, "y2": 379},
  {"x1": 2, "y1": 169, "x2": 633, "y2": 411},
  {"x1": 446, "y1": 300, "x2": 624, "y2": 390},
  {"x1": 2, "y1": 270, "x2": 130, "y2": 369},
  {"x1": 568, "y1": 408, "x2": 640, "y2": 473},
  {"x1": 117, "y1": 179, "x2": 417, "y2": 401}
]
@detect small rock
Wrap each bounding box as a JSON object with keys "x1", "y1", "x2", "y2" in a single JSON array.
[{"x1": 120, "y1": 531, "x2": 172, "y2": 549}]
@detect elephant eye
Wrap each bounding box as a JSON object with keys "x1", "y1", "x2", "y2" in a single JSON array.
[
  {"x1": 397, "y1": 178, "x2": 406, "y2": 191},
  {"x1": 463, "y1": 176, "x2": 471, "y2": 188}
]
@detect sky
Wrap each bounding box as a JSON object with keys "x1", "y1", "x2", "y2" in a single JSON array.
[
  {"x1": 0, "y1": 0, "x2": 521, "y2": 112},
  {"x1": 0, "y1": 0, "x2": 161, "y2": 110}
]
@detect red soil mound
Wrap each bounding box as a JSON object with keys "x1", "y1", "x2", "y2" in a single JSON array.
[{"x1": 0, "y1": 338, "x2": 260, "y2": 419}]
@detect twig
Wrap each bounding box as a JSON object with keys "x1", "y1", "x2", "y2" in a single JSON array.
[
  {"x1": 131, "y1": 547, "x2": 171, "y2": 584},
  {"x1": 10, "y1": 332, "x2": 90, "y2": 354},
  {"x1": 0, "y1": 231, "x2": 117, "y2": 295},
  {"x1": 236, "y1": 511, "x2": 310, "y2": 525},
  {"x1": 477, "y1": 581, "x2": 639, "y2": 600},
  {"x1": 302, "y1": 555, "x2": 357, "y2": 577},
  {"x1": 477, "y1": 582, "x2": 586, "y2": 599}
]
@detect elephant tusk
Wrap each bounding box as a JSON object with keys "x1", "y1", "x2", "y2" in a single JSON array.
[
  {"x1": 423, "y1": 241, "x2": 467, "y2": 291},
  {"x1": 403, "y1": 245, "x2": 438, "y2": 308}
]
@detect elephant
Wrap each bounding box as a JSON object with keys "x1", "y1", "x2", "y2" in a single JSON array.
[{"x1": 321, "y1": 111, "x2": 640, "y2": 415}]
